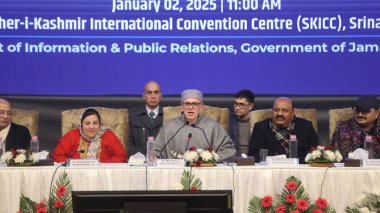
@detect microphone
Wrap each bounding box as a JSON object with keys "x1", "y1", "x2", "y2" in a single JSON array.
[
  {"x1": 159, "y1": 121, "x2": 189, "y2": 158},
  {"x1": 185, "y1": 133, "x2": 192, "y2": 150},
  {"x1": 191, "y1": 124, "x2": 211, "y2": 148}
]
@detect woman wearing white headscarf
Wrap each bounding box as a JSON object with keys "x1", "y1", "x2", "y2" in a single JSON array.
[{"x1": 53, "y1": 108, "x2": 127, "y2": 163}]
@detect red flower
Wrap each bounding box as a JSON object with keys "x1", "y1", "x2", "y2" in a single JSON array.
[
  {"x1": 195, "y1": 161, "x2": 202, "y2": 167},
  {"x1": 316, "y1": 197, "x2": 328, "y2": 209},
  {"x1": 16, "y1": 211, "x2": 22, "y2": 213},
  {"x1": 190, "y1": 187, "x2": 198, "y2": 191},
  {"x1": 54, "y1": 199, "x2": 64, "y2": 209},
  {"x1": 56, "y1": 185, "x2": 67, "y2": 197},
  {"x1": 275, "y1": 205, "x2": 287, "y2": 213},
  {"x1": 11, "y1": 148, "x2": 18, "y2": 158},
  {"x1": 290, "y1": 211, "x2": 300, "y2": 213},
  {"x1": 286, "y1": 194, "x2": 296, "y2": 203},
  {"x1": 36, "y1": 201, "x2": 47, "y2": 210},
  {"x1": 208, "y1": 147, "x2": 213, "y2": 152},
  {"x1": 325, "y1": 145, "x2": 335, "y2": 150},
  {"x1": 261, "y1": 195, "x2": 273, "y2": 208},
  {"x1": 189, "y1": 147, "x2": 196, "y2": 151},
  {"x1": 297, "y1": 199, "x2": 308, "y2": 211},
  {"x1": 312, "y1": 209, "x2": 323, "y2": 213},
  {"x1": 310, "y1": 147, "x2": 317, "y2": 151},
  {"x1": 36, "y1": 208, "x2": 47, "y2": 213},
  {"x1": 286, "y1": 181, "x2": 298, "y2": 190}
]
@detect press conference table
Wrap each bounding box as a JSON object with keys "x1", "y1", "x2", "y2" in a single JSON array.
[{"x1": 0, "y1": 164, "x2": 379, "y2": 213}]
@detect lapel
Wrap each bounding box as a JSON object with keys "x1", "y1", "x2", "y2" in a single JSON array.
[
  {"x1": 138, "y1": 106, "x2": 163, "y2": 129},
  {"x1": 4, "y1": 123, "x2": 16, "y2": 150}
]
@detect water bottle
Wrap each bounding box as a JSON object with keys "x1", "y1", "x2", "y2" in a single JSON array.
[
  {"x1": 288, "y1": 135, "x2": 298, "y2": 158},
  {"x1": 364, "y1": 135, "x2": 373, "y2": 159},
  {"x1": 30, "y1": 135, "x2": 39, "y2": 153},
  {"x1": 0, "y1": 137, "x2": 4, "y2": 157},
  {"x1": 146, "y1": 136, "x2": 156, "y2": 165}
]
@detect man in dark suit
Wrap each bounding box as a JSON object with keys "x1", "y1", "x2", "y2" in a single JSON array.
[
  {"x1": 0, "y1": 98, "x2": 31, "y2": 150},
  {"x1": 248, "y1": 97, "x2": 318, "y2": 163},
  {"x1": 128, "y1": 81, "x2": 163, "y2": 156}
]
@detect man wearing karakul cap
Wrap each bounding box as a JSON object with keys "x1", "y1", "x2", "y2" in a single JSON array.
[
  {"x1": 154, "y1": 89, "x2": 236, "y2": 162},
  {"x1": 332, "y1": 95, "x2": 380, "y2": 158}
]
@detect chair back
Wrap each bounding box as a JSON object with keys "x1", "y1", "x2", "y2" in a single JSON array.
[
  {"x1": 61, "y1": 107, "x2": 129, "y2": 150},
  {"x1": 163, "y1": 105, "x2": 230, "y2": 132},
  {"x1": 328, "y1": 107, "x2": 354, "y2": 140},
  {"x1": 11, "y1": 108, "x2": 39, "y2": 136},
  {"x1": 249, "y1": 108, "x2": 318, "y2": 135}
]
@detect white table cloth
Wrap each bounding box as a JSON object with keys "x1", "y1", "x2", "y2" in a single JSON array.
[{"x1": 0, "y1": 164, "x2": 379, "y2": 212}]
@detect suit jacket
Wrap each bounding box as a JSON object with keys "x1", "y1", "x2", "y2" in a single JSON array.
[
  {"x1": 248, "y1": 117, "x2": 318, "y2": 163},
  {"x1": 128, "y1": 105, "x2": 163, "y2": 156},
  {"x1": 229, "y1": 113, "x2": 239, "y2": 148},
  {"x1": 4, "y1": 123, "x2": 31, "y2": 151}
]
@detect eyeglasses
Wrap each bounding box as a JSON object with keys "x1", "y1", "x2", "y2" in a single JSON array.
[
  {"x1": 0, "y1": 110, "x2": 12, "y2": 116},
  {"x1": 233, "y1": 102, "x2": 250, "y2": 108},
  {"x1": 182, "y1": 102, "x2": 202, "y2": 108}
]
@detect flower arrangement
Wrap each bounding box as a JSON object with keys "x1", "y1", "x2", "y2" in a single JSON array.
[
  {"x1": 248, "y1": 176, "x2": 337, "y2": 213},
  {"x1": 345, "y1": 190, "x2": 380, "y2": 212},
  {"x1": 171, "y1": 147, "x2": 219, "y2": 167},
  {"x1": 305, "y1": 145, "x2": 343, "y2": 164},
  {"x1": 18, "y1": 171, "x2": 73, "y2": 213},
  {"x1": 0, "y1": 149, "x2": 39, "y2": 165}
]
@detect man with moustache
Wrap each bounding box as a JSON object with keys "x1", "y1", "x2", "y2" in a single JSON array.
[
  {"x1": 0, "y1": 98, "x2": 31, "y2": 150},
  {"x1": 154, "y1": 89, "x2": 236, "y2": 162},
  {"x1": 332, "y1": 95, "x2": 380, "y2": 159},
  {"x1": 248, "y1": 97, "x2": 318, "y2": 163},
  {"x1": 128, "y1": 81, "x2": 163, "y2": 156}
]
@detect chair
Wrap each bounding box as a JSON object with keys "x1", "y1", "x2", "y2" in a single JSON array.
[
  {"x1": 163, "y1": 105, "x2": 230, "y2": 132},
  {"x1": 61, "y1": 107, "x2": 129, "y2": 151},
  {"x1": 328, "y1": 107, "x2": 354, "y2": 140},
  {"x1": 11, "y1": 108, "x2": 39, "y2": 136},
  {"x1": 249, "y1": 108, "x2": 318, "y2": 135}
]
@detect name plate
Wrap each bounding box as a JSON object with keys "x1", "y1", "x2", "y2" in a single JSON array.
[
  {"x1": 68, "y1": 159, "x2": 99, "y2": 167},
  {"x1": 363, "y1": 159, "x2": 380, "y2": 168},
  {"x1": 156, "y1": 159, "x2": 185, "y2": 167},
  {"x1": 268, "y1": 158, "x2": 299, "y2": 166}
]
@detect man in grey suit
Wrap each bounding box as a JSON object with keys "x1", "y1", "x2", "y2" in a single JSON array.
[{"x1": 128, "y1": 81, "x2": 163, "y2": 156}]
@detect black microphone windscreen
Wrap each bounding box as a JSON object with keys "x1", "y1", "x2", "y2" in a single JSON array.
[{"x1": 191, "y1": 124, "x2": 196, "y2": 128}]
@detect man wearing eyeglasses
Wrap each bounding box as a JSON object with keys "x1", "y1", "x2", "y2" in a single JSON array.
[
  {"x1": 0, "y1": 98, "x2": 31, "y2": 150},
  {"x1": 128, "y1": 81, "x2": 163, "y2": 156},
  {"x1": 155, "y1": 89, "x2": 236, "y2": 162},
  {"x1": 332, "y1": 95, "x2": 380, "y2": 159},
  {"x1": 229, "y1": 90, "x2": 255, "y2": 156}
]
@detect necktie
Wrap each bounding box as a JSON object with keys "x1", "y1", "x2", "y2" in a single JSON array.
[{"x1": 149, "y1": 111, "x2": 155, "y2": 124}]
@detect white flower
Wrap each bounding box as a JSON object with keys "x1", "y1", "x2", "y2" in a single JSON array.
[
  {"x1": 305, "y1": 153, "x2": 311, "y2": 162},
  {"x1": 335, "y1": 150, "x2": 343, "y2": 162},
  {"x1": 324, "y1": 150, "x2": 336, "y2": 161},
  {"x1": 29, "y1": 153, "x2": 40, "y2": 163},
  {"x1": 355, "y1": 194, "x2": 367, "y2": 205},
  {"x1": 317, "y1": 146, "x2": 325, "y2": 151},
  {"x1": 200, "y1": 150, "x2": 213, "y2": 161},
  {"x1": 17, "y1": 149, "x2": 27, "y2": 154},
  {"x1": 196, "y1": 148, "x2": 204, "y2": 154},
  {"x1": 0, "y1": 151, "x2": 13, "y2": 163},
  {"x1": 372, "y1": 190, "x2": 380, "y2": 196},
  {"x1": 311, "y1": 150, "x2": 322, "y2": 159},
  {"x1": 169, "y1": 182, "x2": 183, "y2": 190},
  {"x1": 14, "y1": 153, "x2": 27, "y2": 164},
  {"x1": 212, "y1": 151, "x2": 219, "y2": 162},
  {"x1": 184, "y1": 151, "x2": 198, "y2": 162}
]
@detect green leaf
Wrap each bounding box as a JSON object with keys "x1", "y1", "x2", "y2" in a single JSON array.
[
  {"x1": 48, "y1": 171, "x2": 73, "y2": 213},
  {"x1": 19, "y1": 194, "x2": 38, "y2": 213},
  {"x1": 247, "y1": 196, "x2": 272, "y2": 213},
  {"x1": 180, "y1": 170, "x2": 202, "y2": 190}
]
